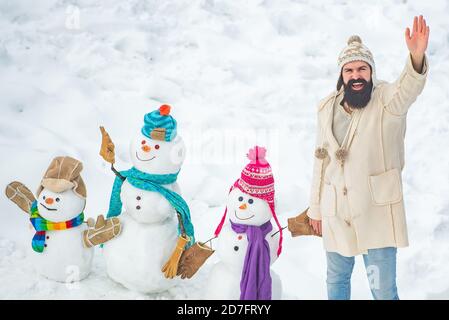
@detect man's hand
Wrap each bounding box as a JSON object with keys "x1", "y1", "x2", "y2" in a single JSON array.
[
  {"x1": 309, "y1": 217, "x2": 322, "y2": 236},
  {"x1": 405, "y1": 15, "x2": 430, "y2": 73}
]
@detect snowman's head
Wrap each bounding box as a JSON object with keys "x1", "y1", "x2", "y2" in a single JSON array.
[
  {"x1": 130, "y1": 133, "x2": 186, "y2": 174},
  {"x1": 227, "y1": 188, "x2": 272, "y2": 226},
  {"x1": 36, "y1": 187, "x2": 86, "y2": 222},
  {"x1": 132, "y1": 104, "x2": 186, "y2": 174}
]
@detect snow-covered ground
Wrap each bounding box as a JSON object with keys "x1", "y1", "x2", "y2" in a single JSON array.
[{"x1": 1, "y1": 0, "x2": 449, "y2": 299}]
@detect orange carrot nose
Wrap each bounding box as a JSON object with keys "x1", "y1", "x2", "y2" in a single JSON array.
[
  {"x1": 45, "y1": 198, "x2": 54, "y2": 205},
  {"x1": 239, "y1": 203, "x2": 247, "y2": 210},
  {"x1": 142, "y1": 145, "x2": 151, "y2": 152}
]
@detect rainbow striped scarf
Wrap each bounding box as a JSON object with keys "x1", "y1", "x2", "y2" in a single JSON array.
[{"x1": 29, "y1": 200, "x2": 84, "y2": 253}]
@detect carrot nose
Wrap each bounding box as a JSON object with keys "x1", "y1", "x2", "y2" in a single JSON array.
[
  {"x1": 45, "y1": 198, "x2": 54, "y2": 205},
  {"x1": 141, "y1": 145, "x2": 151, "y2": 152},
  {"x1": 239, "y1": 203, "x2": 247, "y2": 210}
]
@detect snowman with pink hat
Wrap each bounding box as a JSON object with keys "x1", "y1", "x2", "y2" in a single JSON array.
[{"x1": 205, "y1": 146, "x2": 283, "y2": 300}]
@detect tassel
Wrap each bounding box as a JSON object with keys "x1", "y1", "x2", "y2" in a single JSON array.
[
  {"x1": 161, "y1": 235, "x2": 190, "y2": 279},
  {"x1": 335, "y1": 148, "x2": 348, "y2": 162},
  {"x1": 315, "y1": 147, "x2": 328, "y2": 160}
]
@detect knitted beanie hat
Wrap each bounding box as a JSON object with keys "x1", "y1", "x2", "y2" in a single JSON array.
[
  {"x1": 337, "y1": 35, "x2": 378, "y2": 87},
  {"x1": 214, "y1": 146, "x2": 283, "y2": 256},
  {"x1": 141, "y1": 105, "x2": 177, "y2": 142}
]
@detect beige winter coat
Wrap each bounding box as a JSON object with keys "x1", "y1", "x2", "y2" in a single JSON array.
[{"x1": 307, "y1": 54, "x2": 428, "y2": 257}]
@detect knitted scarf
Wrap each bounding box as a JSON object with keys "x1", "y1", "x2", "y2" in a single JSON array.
[
  {"x1": 29, "y1": 200, "x2": 84, "y2": 253},
  {"x1": 106, "y1": 167, "x2": 195, "y2": 247},
  {"x1": 231, "y1": 220, "x2": 273, "y2": 300}
]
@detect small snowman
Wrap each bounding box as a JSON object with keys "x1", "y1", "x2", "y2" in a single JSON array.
[
  {"x1": 100, "y1": 104, "x2": 195, "y2": 293},
  {"x1": 205, "y1": 146, "x2": 283, "y2": 300},
  {"x1": 5, "y1": 156, "x2": 120, "y2": 282}
]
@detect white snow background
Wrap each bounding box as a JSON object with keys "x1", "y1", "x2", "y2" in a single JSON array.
[{"x1": 1, "y1": 0, "x2": 448, "y2": 299}]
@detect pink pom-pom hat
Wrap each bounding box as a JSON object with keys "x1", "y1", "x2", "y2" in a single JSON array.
[{"x1": 214, "y1": 146, "x2": 283, "y2": 256}]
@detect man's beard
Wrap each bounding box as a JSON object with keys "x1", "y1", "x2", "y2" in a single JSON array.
[{"x1": 343, "y1": 78, "x2": 373, "y2": 109}]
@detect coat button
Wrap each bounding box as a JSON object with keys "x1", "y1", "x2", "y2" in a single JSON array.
[
  {"x1": 136, "y1": 196, "x2": 141, "y2": 200},
  {"x1": 46, "y1": 236, "x2": 49, "y2": 239},
  {"x1": 44, "y1": 244, "x2": 47, "y2": 247},
  {"x1": 238, "y1": 235, "x2": 243, "y2": 240},
  {"x1": 234, "y1": 246, "x2": 239, "y2": 251},
  {"x1": 343, "y1": 187, "x2": 347, "y2": 195},
  {"x1": 136, "y1": 205, "x2": 141, "y2": 210},
  {"x1": 344, "y1": 219, "x2": 351, "y2": 227}
]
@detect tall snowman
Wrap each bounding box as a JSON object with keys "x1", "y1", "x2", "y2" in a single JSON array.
[
  {"x1": 102, "y1": 104, "x2": 195, "y2": 293},
  {"x1": 205, "y1": 146, "x2": 283, "y2": 300},
  {"x1": 5, "y1": 156, "x2": 120, "y2": 282}
]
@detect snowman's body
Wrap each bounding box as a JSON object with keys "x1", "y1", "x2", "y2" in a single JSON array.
[
  {"x1": 103, "y1": 132, "x2": 187, "y2": 293},
  {"x1": 205, "y1": 188, "x2": 282, "y2": 300},
  {"x1": 103, "y1": 181, "x2": 179, "y2": 293},
  {"x1": 32, "y1": 225, "x2": 92, "y2": 282},
  {"x1": 121, "y1": 180, "x2": 179, "y2": 224},
  {"x1": 33, "y1": 188, "x2": 93, "y2": 282}
]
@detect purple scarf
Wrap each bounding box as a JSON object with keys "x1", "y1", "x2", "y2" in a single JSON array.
[{"x1": 230, "y1": 220, "x2": 273, "y2": 300}]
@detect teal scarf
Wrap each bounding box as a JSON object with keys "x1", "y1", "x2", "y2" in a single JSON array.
[{"x1": 106, "y1": 167, "x2": 195, "y2": 247}]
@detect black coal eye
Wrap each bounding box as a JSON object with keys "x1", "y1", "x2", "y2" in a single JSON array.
[
  {"x1": 248, "y1": 199, "x2": 254, "y2": 204},
  {"x1": 43, "y1": 196, "x2": 46, "y2": 200},
  {"x1": 55, "y1": 198, "x2": 60, "y2": 202},
  {"x1": 238, "y1": 196, "x2": 243, "y2": 202}
]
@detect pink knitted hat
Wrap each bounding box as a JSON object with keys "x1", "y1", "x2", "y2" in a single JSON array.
[{"x1": 214, "y1": 146, "x2": 283, "y2": 256}]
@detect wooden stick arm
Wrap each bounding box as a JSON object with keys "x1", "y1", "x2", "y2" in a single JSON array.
[{"x1": 111, "y1": 164, "x2": 125, "y2": 181}]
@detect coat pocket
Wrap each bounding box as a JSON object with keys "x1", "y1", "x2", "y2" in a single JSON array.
[
  {"x1": 368, "y1": 168, "x2": 403, "y2": 206},
  {"x1": 321, "y1": 183, "x2": 337, "y2": 217}
]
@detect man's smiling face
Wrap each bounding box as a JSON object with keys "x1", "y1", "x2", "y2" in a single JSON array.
[
  {"x1": 342, "y1": 60, "x2": 372, "y2": 90},
  {"x1": 341, "y1": 60, "x2": 374, "y2": 109}
]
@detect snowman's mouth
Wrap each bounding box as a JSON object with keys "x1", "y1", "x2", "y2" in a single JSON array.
[
  {"x1": 136, "y1": 152, "x2": 156, "y2": 162},
  {"x1": 39, "y1": 203, "x2": 57, "y2": 211},
  {"x1": 234, "y1": 210, "x2": 255, "y2": 221}
]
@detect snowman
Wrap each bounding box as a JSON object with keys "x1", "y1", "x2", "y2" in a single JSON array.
[
  {"x1": 205, "y1": 146, "x2": 283, "y2": 300},
  {"x1": 101, "y1": 104, "x2": 195, "y2": 293},
  {"x1": 5, "y1": 156, "x2": 120, "y2": 282}
]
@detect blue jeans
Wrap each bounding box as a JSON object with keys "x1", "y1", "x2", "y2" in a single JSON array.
[{"x1": 326, "y1": 247, "x2": 399, "y2": 300}]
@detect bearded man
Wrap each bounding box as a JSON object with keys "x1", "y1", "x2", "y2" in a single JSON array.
[{"x1": 307, "y1": 15, "x2": 430, "y2": 300}]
